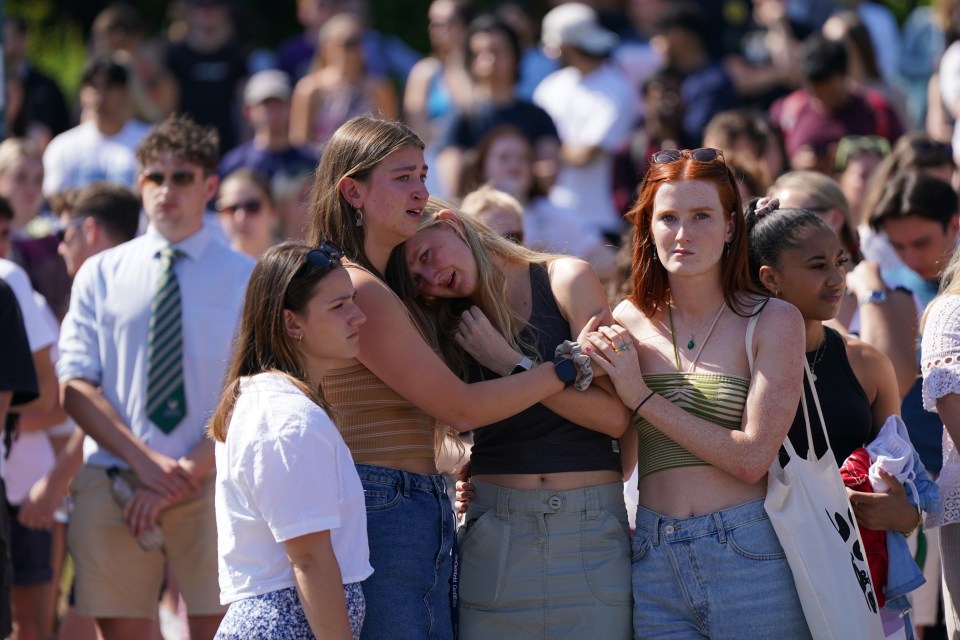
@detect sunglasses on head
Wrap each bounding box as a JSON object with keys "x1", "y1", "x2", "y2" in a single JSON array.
[
  {"x1": 302, "y1": 242, "x2": 344, "y2": 275},
  {"x1": 217, "y1": 199, "x2": 263, "y2": 216},
  {"x1": 142, "y1": 170, "x2": 197, "y2": 188},
  {"x1": 909, "y1": 139, "x2": 953, "y2": 166},
  {"x1": 651, "y1": 147, "x2": 725, "y2": 165}
]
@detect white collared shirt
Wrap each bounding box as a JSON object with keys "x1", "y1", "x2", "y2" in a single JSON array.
[
  {"x1": 215, "y1": 372, "x2": 373, "y2": 603},
  {"x1": 57, "y1": 224, "x2": 254, "y2": 467}
]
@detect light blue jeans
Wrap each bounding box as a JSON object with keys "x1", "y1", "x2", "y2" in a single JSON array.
[
  {"x1": 356, "y1": 464, "x2": 454, "y2": 640},
  {"x1": 632, "y1": 499, "x2": 811, "y2": 639}
]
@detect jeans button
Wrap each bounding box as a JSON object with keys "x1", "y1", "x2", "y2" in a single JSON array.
[
  {"x1": 548, "y1": 495, "x2": 563, "y2": 511},
  {"x1": 664, "y1": 524, "x2": 675, "y2": 534}
]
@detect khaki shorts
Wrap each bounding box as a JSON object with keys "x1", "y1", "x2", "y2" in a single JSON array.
[{"x1": 67, "y1": 465, "x2": 225, "y2": 619}]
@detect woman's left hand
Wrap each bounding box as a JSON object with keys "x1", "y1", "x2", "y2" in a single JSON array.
[
  {"x1": 585, "y1": 324, "x2": 649, "y2": 409},
  {"x1": 848, "y1": 471, "x2": 920, "y2": 533},
  {"x1": 457, "y1": 306, "x2": 523, "y2": 376}
]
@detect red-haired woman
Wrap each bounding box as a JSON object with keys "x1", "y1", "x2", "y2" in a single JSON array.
[{"x1": 585, "y1": 148, "x2": 812, "y2": 638}]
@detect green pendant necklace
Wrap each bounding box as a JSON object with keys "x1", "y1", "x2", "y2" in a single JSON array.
[{"x1": 667, "y1": 302, "x2": 727, "y2": 372}]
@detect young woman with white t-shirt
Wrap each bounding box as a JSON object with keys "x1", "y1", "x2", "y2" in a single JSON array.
[{"x1": 209, "y1": 241, "x2": 371, "y2": 640}]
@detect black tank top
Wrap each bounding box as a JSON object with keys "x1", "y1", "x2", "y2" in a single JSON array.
[
  {"x1": 467, "y1": 262, "x2": 622, "y2": 475},
  {"x1": 787, "y1": 326, "x2": 873, "y2": 466}
]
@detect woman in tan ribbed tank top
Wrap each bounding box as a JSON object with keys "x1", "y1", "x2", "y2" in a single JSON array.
[
  {"x1": 586, "y1": 149, "x2": 813, "y2": 638},
  {"x1": 307, "y1": 116, "x2": 584, "y2": 640}
]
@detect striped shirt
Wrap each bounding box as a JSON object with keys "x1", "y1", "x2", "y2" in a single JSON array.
[
  {"x1": 321, "y1": 363, "x2": 436, "y2": 463},
  {"x1": 635, "y1": 372, "x2": 750, "y2": 481}
]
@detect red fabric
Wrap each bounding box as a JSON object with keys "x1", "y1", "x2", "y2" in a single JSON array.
[
  {"x1": 840, "y1": 447, "x2": 888, "y2": 607},
  {"x1": 769, "y1": 88, "x2": 904, "y2": 160}
]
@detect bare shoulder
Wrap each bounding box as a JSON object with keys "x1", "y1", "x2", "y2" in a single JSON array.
[
  {"x1": 754, "y1": 298, "x2": 803, "y2": 335},
  {"x1": 546, "y1": 256, "x2": 596, "y2": 289},
  {"x1": 840, "y1": 332, "x2": 890, "y2": 372},
  {"x1": 346, "y1": 265, "x2": 403, "y2": 313}
]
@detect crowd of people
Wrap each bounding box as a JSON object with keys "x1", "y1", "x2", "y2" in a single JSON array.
[{"x1": 6, "y1": 0, "x2": 960, "y2": 638}]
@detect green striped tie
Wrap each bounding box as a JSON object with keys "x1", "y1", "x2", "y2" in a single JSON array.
[{"x1": 146, "y1": 247, "x2": 186, "y2": 433}]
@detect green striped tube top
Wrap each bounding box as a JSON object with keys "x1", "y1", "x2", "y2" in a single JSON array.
[{"x1": 635, "y1": 372, "x2": 750, "y2": 481}]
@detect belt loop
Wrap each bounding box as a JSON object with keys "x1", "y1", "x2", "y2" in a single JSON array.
[
  {"x1": 496, "y1": 486, "x2": 510, "y2": 520},
  {"x1": 652, "y1": 515, "x2": 661, "y2": 546},
  {"x1": 585, "y1": 487, "x2": 599, "y2": 520},
  {"x1": 713, "y1": 512, "x2": 726, "y2": 543},
  {"x1": 401, "y1": 470, "x2": 411, "y2": 498}
]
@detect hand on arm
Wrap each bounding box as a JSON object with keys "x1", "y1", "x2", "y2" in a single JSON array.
[
  {"x1": 123, "y1": 488, "x2": 172, "y2": 538},
  {"x1": 352, "y1": 269, "x2": 563, "y2": 432},
  {"x1": 62, "y1": 379, "x2": 195, "y2": 501},
  {"x1": 589, "y1": 301, "x2": 806, "y2": 483},
  {"x1": 284, "y1": 530, "x2": 353, "y2": 640}
]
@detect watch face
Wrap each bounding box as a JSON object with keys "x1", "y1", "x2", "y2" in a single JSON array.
[{"x1": 554, "y1": 358, "x2": 578, "y2": 385}]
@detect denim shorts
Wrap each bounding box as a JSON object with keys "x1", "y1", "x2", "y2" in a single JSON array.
[
  {"x1": 632, "y1": 499, "x2": 811, "y2": 640},
  {"x1": 458, "y1": 481, "x2": 632, "y2": 640},
  {"x1": 215, "y1": 583, "x2": 364, "y2": 639},
  {"x1": 356, "y1": 464, "x2": 454, "y2": 640}
]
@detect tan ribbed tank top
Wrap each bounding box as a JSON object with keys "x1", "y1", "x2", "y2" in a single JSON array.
[{"x1": 320, "y1": 362, "x2": 436, "y2": 463}]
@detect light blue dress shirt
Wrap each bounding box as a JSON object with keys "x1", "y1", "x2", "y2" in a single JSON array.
[{"x1": 57, "y1": 225, "x2": 254, "y2": 468}]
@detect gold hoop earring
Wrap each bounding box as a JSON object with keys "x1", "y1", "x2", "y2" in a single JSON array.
[{"x1": 295, "y1": 334, "x2": 303, "y2": 342}]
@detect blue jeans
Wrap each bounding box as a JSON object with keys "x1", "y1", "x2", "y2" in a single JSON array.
[
  {"x1": 632, "y1": 499, "x2": 811, "y2": 639},
  {"x1": 356, "y1": 464, "x2": 454, "y2": 640}
]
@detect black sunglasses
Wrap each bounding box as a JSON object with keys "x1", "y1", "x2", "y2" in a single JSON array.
[
  {"x1": 302, "y1": 242, "x2": 344, "y2": 274},
  {"x1": 217, "y1": 199, "x2": 263, "y2": 216},
  {"x1": 142, "y1": 170, "x2": 197, "y2": 188},
  {"x1": 651, "y1": 147, "x2": 725, "y2": 165}
]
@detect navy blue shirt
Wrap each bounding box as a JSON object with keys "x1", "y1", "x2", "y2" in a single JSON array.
[{"x1": 218, "y1": 142, "x2": 317, "y2": 182}]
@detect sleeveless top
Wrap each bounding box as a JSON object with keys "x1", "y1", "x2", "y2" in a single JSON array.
[
  {"x1": 787, "y1": 326, "x2": 873, "y2": 466},
  {"x1": 633, "y1": 305, "x2": 756, "y2": 481},
  {"x1": 320, "y1": 362, "x2": 436, "y2": 464},
  {"x1": 467, "y1": 262, "x2": 622, "y2": 475}
]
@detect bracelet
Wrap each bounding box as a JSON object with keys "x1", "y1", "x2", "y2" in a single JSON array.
[
  {"x1": 905, "y1": 509, "x2": 922, "y2": 537},
  {"x1": 631, "y1": 390, "x2": 656, "y2": 417}
]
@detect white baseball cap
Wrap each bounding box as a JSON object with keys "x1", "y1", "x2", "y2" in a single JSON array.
[
  {"x1": 243, "y1": 70, "x2": 292, "y2": 106},
  {"x1": 541, "y1": 3, "x2": 619, "y2": 57}
]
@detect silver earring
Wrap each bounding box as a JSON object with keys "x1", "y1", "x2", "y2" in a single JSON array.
[
  {"x1": 651, "y1": 245, "x2": 659, "y2": 262},
  {"x1": 355, "y1": 207, "x2": 363, "y2": 227},
  {"x1": 724, "y1": 242, "x2": 730, "y2": 257}
]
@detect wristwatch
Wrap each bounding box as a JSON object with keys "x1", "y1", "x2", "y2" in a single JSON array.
[
  {"x1": 552, "y1": 355, "x2": 578, "y2": 388},
  {"x1": 858, "y1": 289, "x2": 887, "y2": 306},
  {"x1": 510, "y1": 355, "x2": 535, "y2": 375}
]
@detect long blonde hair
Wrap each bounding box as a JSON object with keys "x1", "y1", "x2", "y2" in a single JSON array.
[{"x1": 387, "y1": 197, "x2": 559, "y2": 376}]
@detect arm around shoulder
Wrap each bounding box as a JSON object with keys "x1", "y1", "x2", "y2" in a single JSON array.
[{"x1": 350, "y1": 267, "x2": 564, "y2": 431}]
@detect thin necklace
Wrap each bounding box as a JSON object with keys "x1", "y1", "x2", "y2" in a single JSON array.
[
  {"x1": 668, "y1": 302, "x2": 726, "y2": 373},
  {"x1": 673, "y1": 301, "x2": 724, "y2": 350},
  {"x1": 806, "y1": 328, "x2": 828, "y2": 383}
]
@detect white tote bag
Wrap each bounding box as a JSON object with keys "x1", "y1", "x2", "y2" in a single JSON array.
[{"x1": 764, "y1": 360, "x2": 884, "y2": 639}]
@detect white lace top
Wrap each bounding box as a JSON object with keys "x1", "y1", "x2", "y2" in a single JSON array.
[{"x1": 921, "y1": 295, "x2": 960, "y2": 528}]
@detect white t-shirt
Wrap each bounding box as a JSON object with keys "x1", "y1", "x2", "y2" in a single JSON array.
[
  {"x1": 0, "y1": 259, "x2": 54, "y2": 352},
  {"x1": 533, "y1": 63, "x2": 637, "y2": 235},
  {"x1": 42, "y1": 119, "x2": 152, "y2": 196},
  {"x1": 215, "y1": 372, "x2": 372, "y2": 604}
]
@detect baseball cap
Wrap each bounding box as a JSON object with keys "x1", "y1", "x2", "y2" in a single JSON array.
[
  {"x1": 541, "y1": 3, "x2": 618, "y2": 58},
  {"x1": 243, "y1": 70, "x2": 292, "y2": 106}
]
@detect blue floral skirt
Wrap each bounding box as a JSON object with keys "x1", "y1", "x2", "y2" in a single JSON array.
[{"x1": 215, "y1": 582, "x2": 365, "y2": 639}]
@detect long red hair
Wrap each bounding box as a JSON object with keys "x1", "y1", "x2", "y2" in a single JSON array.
[{"x1": 626, "y1": 153, "x2": 757, "y2": 317}]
